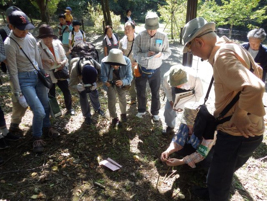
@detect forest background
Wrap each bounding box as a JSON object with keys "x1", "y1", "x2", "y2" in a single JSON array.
[{"x1": 0, "y1": 0, "x2": 267, "y2": 42}]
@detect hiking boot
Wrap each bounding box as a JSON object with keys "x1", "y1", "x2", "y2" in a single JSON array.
[
  {"x1": 96, "y1": 109, "x2": 105, "y2": 117},
  {"x1": 152, "y1": 115, "x2": 160, "y2": 122},
  {"x1": 111, "y1": 117, "x2": 119, "y2": 128},
  {"x1": 85, "y1": 117, "x2": 92, "y2": 125},
  {"x1": 9, "y1": 123, "x2": 23, "y2": 134},
  {"x1": 162, "y1": 126, "x2": 174, "y2": 135},
  {"x1": 121, "y1": 114, "x2": 127, "y2": 122},
  {"x1": 66, "y1": 109, "x2": 75, "y2": 116},
  {"x1": 4, "y1": 133, "x2": 21, "y2": 141},
  {"x1": 33, "y1": 138, "x2": 46, "y2": 153},
  {"x1": 128, "y1": 100, "x2": 136, "y2": 105},
  {"x1": 0, "y1": 138, "x2": 9, "y2": 149},
  {"x1": 136, "y1": 112, "x2": 146, "y2": 118},
  {"x1": 43, "y1": 127, "x2": 60, "y2": 138}
]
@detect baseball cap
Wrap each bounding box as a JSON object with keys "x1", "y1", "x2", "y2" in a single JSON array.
[
  {"x1": 8, "y1": 10, "x2": 35, "y2": 30},
  {"x1": 6, "y1": 6, "x2": 21, "y2": 17}
]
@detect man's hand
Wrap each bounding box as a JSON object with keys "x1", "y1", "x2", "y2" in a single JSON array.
[
  {"x1": 229, "y1": 107, "x2": 256, "y2": 138},
  {"x1": 115, "y1": 80, "x2": 123, "y2": 87},
  {"x1": 76, "y1": 83, "x2": 85, "y2": 92},
  {"x1": 154, "y1": 52, "x2": 162, "y2": 58},
  {"x1": 148, "y1": 51, "x2": 156, "y2": 57},
  {"x1": 166, "y1": 158, "x2": 185, "y2": 166}
]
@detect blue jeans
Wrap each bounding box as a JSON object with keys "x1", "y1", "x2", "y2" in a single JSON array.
[
  {"x1": 18, "y1": 71, "x2": 50, "y2": 138},
  {"x1": 207, "y1": 131, "x2": 263, "y2": 201},
  {"x1": 79, "y1": 89, "x2": 101, "y2": 118}
]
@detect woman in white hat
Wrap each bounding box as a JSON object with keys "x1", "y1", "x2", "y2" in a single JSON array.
[{"x1": 100, "y1": 49, "x2": 133, "y2": 128}]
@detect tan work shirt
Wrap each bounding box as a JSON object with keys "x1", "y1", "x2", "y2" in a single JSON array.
[{"x1": 208, "y1": 36, "x2": 265, "y2": 136}]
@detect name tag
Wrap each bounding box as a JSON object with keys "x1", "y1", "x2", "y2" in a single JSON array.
[{"x1": 155, "y1": 39, "x2": 163, "y2": 46}]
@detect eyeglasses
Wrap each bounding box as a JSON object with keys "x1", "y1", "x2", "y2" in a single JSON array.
[
  {"x1": 185, "y1": 31, "x2": 214, "y2": 52},
  {"x1": 186, "y1": 40, "x2": 194, "y2": 52}
]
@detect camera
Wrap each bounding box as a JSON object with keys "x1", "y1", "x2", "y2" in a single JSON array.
[{"x1": 108, "y1": 80, "x2": 117, "y2": 87}]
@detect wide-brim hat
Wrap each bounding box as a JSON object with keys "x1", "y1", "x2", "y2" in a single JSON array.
[
  {"x1": 102, "y1": 49, "x2": 127, "y2": 66},
  {"x1": 145, "y1": 12, "x2": 159, "y2": 30},
  {"x1": 180, "y1": 102, "x2": 200, "y2": 126},
  {"x1": 168, "y1": 66, "x2": 188, "y2": 87},
  {"x1": 182, "y1": 17, "x2": 215, "y2": 53},
  {"x1": 8, "y1": 10, "x2": 35, "y2": 30},
  {"x1": 37, "y1": 24, "x2": 57, "y2": 39}
]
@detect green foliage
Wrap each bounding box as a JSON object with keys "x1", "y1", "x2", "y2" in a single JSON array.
[
  {"x1": 87, "y1": 3, "x2": 121, "y2": 34},
  {"x1": 30, "y1": 0, "x2": 61, "y2": 17},
  {"x1": 158, "y1": 0, "x2": 187, "y2": 40},
  {"x1": 198, "y1": 0, "x2": 267, "y2": 38}
]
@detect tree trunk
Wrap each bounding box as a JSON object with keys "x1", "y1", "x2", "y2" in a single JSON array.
[
  {"x1": 229, "y1": 24, "x2": 233, "y2": 39},
  {"x1": 100, "y1": 0, "x2": 112, "y2": 28},
  {"x1": 35, "y1": 0, "x2": 49, "y2": 23}
]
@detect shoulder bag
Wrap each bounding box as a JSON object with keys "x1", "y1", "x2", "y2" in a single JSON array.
[
  {"x1": 9, "y1": 37, "x2": 53, "y2": 89},
  {"x1": 193, "y1": 77, "x2": 241, "y2": 140}
]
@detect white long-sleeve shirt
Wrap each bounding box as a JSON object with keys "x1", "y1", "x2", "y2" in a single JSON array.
[{"x1": 162, "y1": 66, "x2": 204, "y2": 109}]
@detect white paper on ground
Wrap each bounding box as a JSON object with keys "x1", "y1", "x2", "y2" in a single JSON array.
[{"x1": 99, "y1": 158, "x2": 122, "y2": 171}]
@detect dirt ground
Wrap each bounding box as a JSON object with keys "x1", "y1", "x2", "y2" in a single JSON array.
[{"x1": 0, "y1": 27, "x2": 266, "y2": 201}]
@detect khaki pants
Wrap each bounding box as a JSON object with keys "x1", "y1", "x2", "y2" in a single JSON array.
[{"x1": 107, "y1": 85, "x2": 126, "y2": 118}]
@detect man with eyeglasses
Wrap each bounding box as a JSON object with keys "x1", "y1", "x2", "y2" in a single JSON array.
[{"x1": 182, "y1": 17, "x2": 265, "y2": 201}]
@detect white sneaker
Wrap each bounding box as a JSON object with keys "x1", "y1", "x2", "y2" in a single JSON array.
[
  {"x1": 152, "y1": 115, "x2": 160, "y2": 122},
  {"x1": 136, "y1": 112, "x2": 146, "y2": 118}
]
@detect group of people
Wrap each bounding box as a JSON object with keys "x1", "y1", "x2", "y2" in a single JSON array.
[{"x1": 0, "y1": 5, "x2": 266, "y2": 201}]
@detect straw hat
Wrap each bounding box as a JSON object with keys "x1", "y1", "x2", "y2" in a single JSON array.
[
  {"x1": 180, "y1": 102, "x2": 200, "y2": 126},
  {"x1": 102, "y1": 49, "x2": 127, "y2": 66},
  {"x1": 182, "y1": 17, "x2": 215, "y2": 53}
]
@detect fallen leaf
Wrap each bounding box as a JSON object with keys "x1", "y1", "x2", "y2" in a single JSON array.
[{"x1": 31, "y1": 195, "x2": 38, "y2": 199}]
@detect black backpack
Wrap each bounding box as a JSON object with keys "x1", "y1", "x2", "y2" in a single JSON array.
[
  {"x1": 0, "y1": 29, "x2": 8, "y2": 73},
  {"x1": 71, "y1": 42, "x2": 99, "y2": 62}
]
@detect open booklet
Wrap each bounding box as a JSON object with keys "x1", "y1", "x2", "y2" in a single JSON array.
[
  {"x1": 173, "y1": 90, "x2": 194, "y2": 110},
  {"x1": 99, "y1": 158, "x2": 122, "y2": 171}
]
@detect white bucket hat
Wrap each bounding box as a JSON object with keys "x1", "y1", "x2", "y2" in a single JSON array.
[
  {"x1": 102, "y1": 49, "x2": 127, "y2": 66},
  {"x1": 182, "y1": 17, "x2": 215, "y2": 53}
]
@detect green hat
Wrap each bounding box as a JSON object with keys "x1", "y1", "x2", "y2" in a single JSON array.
[{"x1": 169, "y1": 67, "x2": 188, "y2": 87}]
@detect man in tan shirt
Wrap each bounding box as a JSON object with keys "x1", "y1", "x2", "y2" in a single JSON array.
[{"x1": 182, "y1": 17, "x2": 265, "y2": 201}]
